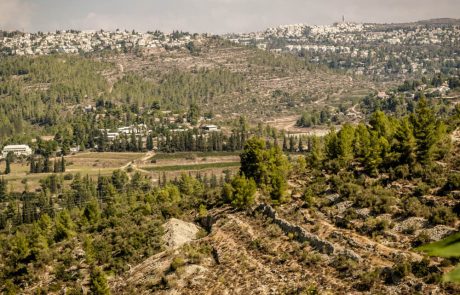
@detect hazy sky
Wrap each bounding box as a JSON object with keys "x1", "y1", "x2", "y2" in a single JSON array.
[{"x1": 1, "y1": 0, "x2": 459, "y2": 33}]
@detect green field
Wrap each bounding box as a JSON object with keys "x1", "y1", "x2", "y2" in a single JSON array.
[
  {"x1": 142, "y1": 162, "x2": 240, "y2": 172},
  {"x1": 150, "y1": 151, "x2": 241, "y2": 161}
]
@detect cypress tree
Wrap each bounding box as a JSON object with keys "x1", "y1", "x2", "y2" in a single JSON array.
[
  {"x1": 61, "y1": 156, "x2": 66, "y2": 172},
  {"x1": 5, "y1": 156, "x2": 11, "y2": 175}
]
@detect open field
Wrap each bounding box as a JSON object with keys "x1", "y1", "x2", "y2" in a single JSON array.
[
  {"x1": 66, "y1": 152, "x2": 144, "y2": 170},
  {"x1": 0, "y1": 151, "x2": 242, "y2": 192},
  {"x1": 142, "y1": 161, "x2": 240, "y2": 172},
  {"x1": 0, "y1": 152, "x2": 145, "y2": 192},
  {"x1": 150, "y1": 151, "x2": 241, "y2": 161}
]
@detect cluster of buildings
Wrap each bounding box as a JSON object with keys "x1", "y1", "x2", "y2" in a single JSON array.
[
  {"x1": 225, "y1": 21, "x2": 460, "y2": 79},
  {"x1": 228, "y1": 22, "x2": 460, "y2": 48},
  {"x1": 100, "y1": 123, "x2": 151, "y2": 141},
  {"x1": 0, "y1": 30, "x2": 201, "y2": 55}
]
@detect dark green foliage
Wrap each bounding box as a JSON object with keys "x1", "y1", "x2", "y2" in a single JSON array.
[
  {"x1": 222, "y1": 174, "x2": 257, "y2": 209},
  {"x1": 240, "y1": 137, "x2": 290, "y2": 202},
  {"x1": 187, "y1": 103, "x2": 200, "y2": 125},
  {"x1": 0, "y1": 177, "x2": 7, "y2": 201},
  {"x1": 429, "y1": 206, "x2": 456, "y2": 226},
  {"x1": 410, "y1": 97, "x2": 438, "y2": 165},
  {"x1": 89, "y1": 267, "x2": 110, "y2": 295}
]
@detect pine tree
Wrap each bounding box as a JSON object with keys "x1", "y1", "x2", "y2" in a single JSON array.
[
  {"x1": 391, "y1": 117, "x2": 416, "y2": 167},
  {"x1": 307, "y1": 136, "x2": 324, "y2": 169},
  {"x1": 410, "y1": 97, "x2": 437, "y2": 165}
]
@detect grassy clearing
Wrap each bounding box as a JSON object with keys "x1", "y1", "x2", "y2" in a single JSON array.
[
  {"x1": 142, "y1": 162, "x2": 240, "y2": 172},
  {"x1": 150, "y1": 151, "x2": 241, "y2": 161}
]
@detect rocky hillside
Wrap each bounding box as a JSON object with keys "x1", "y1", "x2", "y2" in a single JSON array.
[{"x1": 112, "y1": 199, "x2": 458, "y2": 294}]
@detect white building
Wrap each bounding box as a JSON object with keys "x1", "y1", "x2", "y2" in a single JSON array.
[
  {"x1": 202, "y1": 125, "x2": 219, "y2": 132},
  {"x1": 2, "y1": 145, "x2": 33, "y2": 158}
]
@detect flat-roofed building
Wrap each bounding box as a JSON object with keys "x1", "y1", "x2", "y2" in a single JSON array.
[{"x1": 2, "y1": 144, "x2": 33, "y2": 158}]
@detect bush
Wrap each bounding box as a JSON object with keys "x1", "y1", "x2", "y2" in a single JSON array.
[
  {"x1": 331, "y1": 255, "x2": 358, "y2": 278},
  {"x1": 442, "y1": 173, "x2": 460, "y2": 193},
  {"x1": 362, "y1": 218, "x2": 389, "y2": 237},
  {"x1": 354, "y1": 270, "x2": 380, "y2": 291},
  {"x1": 302, "y1": 188, "x2": 316, "y2": 208},
  {"x1": 429, "y1": 206, "x2": 456, "y2": 225},
  {"x1": 382, "y1": 261, "x2": 411, "y2": 285},
  {"x1": 169, "y1": 256, "x2": 185, "y2": 272},
  {"x1": 412, "y1": 231, "x2": 431, "y2": 247},
  {"x1": 403, "y1": 197, "x2": 429, "y2": 218},
  {"x1": 63, "y1": 173, "x2": 74, "y2": 180},
  {"x1": 413, "y1": 182, "x2": 430, "y2": 197}
]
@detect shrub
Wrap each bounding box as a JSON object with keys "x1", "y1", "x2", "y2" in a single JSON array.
[
  {"x1": 413, "y1": 182, "x2": 430, "y2": 197},
  {"x1": 63, "y1": 173, "x2": 74, "y2": 180},
  {"x1": 302, "y1": 188, "x2": 316, "y2": 208},
  {"x1": 441, "y1": 173, "x2": 460, "y2": 193},
  {"x1": 331, "y1": 255, "x2": 358, "y2": 278},
  {"x1": 382, "y1": 261, "x2": 411, "y2": 285},
  {"x1": 354, "y1": 270, "x2": 380, "y2": 291},
  {"x1": 169, "y1": 256, "x2": 185, "y2": 272},
  {"x1": 412, "y1": 231, "x2": 431, "y2": 247},
  {"x1": 429, "y1": 206, "x2": 456, "y2": 225},
  {"x1": 403, "y1": 197, "x2": 429, "y2": 218}
]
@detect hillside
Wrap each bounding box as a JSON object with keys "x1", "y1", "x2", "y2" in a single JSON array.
[{"x1": 0, "y1": 38, "x2": 380, "y2": 143}]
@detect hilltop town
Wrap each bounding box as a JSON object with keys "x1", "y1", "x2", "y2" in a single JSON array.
[
  {"x1": 2, "y1": 19, "x2": 459, "y2": 82},
  {"x1": 0, "y1": 29, "x2": 203, "y2": 55},
  {"x1": 225, "y1": 19, "x2": 460, "y2": 79}
]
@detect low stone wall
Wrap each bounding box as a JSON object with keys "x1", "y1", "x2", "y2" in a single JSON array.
[{"x1": 254, "y1": 204, "x2": 336, "y2": 254}]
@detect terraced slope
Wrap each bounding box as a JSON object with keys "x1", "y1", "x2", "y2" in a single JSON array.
[{"x1": 113, "y1": 203, "x2": 453, "y2": 294}]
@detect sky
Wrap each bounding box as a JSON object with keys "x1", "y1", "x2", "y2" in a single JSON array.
[{"x1": 0, "y1": 0, "x2": 459, "y2": 34}]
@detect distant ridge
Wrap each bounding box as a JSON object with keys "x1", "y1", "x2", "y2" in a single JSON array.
[{"x1": 415, "y1": 18, "x2": 460, "y2": 25}]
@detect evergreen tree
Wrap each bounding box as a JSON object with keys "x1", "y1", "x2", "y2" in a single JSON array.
[
  {"x1": 61, "y1": 156, "x2": 65, "y2": 172},
  {"x1": 222, "y1": 174, "x2": 257, "y2": 209},
  {"x1": 187, "y1": 103, "x2": 200, "y2": 125},
  {"x1": 410, "y1": 97, "x2": 437, "y2": 165},
  {"x1": 146, "y1": 134, "x2": 154, "y2": 150},
  {"x1": 289, "y1": 136, "x2": 296, "y2": 152},
  {"x1": 240, "y1": 137, "x2": 290, "y2": 202},
  {"x1": 4, "y1": 155, "x2": 11, "y2": 175},
  {"x1": 0, "y1": 177, "x2": 7, "y2": 201},
  {"x1": 391, "y1": 117, "x2": 417, "y2": 167}
]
